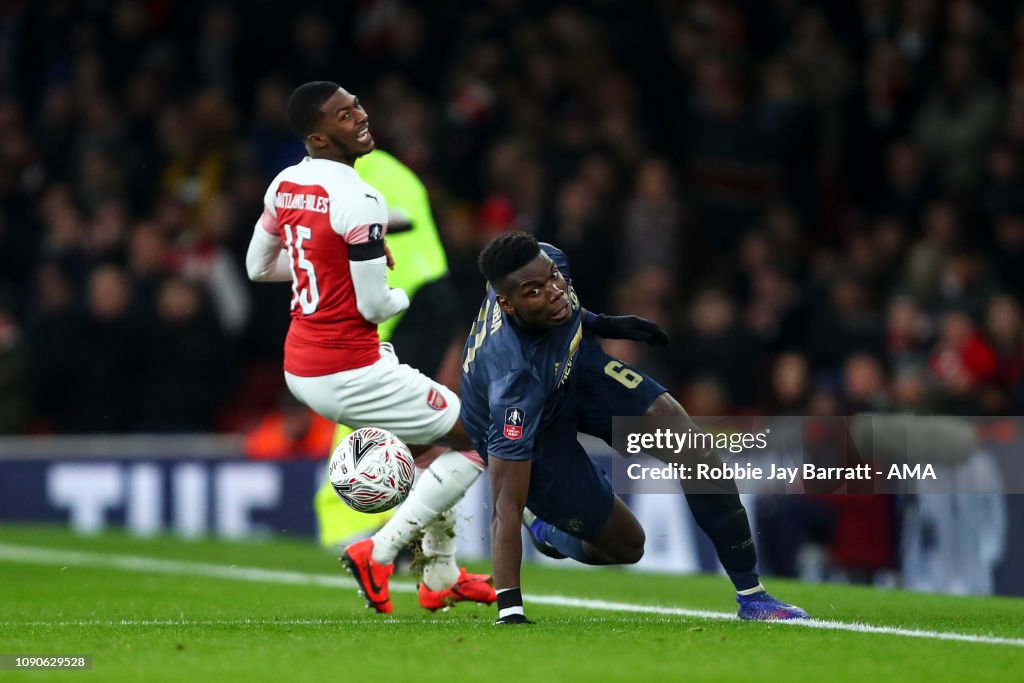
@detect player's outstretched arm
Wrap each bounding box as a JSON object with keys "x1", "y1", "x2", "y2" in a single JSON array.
[
  {"x1": 349, "y1": 241, "x2": 410, "y2": 323},
  {"x1": 582, "y1": 309, "x2": 670, "y2": 345},
  {"x1": 489, "y1": 456, "x2": 535, "y2": 625}
]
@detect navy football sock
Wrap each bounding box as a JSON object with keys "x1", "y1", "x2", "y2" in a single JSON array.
[
  {"x1": 539, "y1": 524, "x2": 589, "y2": 563},
  {"x1": 685, "y1": 491, "x2": 761, "y2": 592},
  {"x1": 727, "y1": 570, "x2": 762, "y2": 593}
]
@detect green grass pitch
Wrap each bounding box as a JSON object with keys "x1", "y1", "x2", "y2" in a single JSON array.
[{"x1": 0, "y1": 525, "x2": 1020, "y2": 682}]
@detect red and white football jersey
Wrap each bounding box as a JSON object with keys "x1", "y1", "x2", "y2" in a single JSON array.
[{"x1": 258, "y1": 157, "x2": 389, "y2": 376}]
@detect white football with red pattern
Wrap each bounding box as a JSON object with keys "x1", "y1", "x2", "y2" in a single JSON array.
[{"x1": 328, "y1": 427, "x2": 416, "y2": 513}]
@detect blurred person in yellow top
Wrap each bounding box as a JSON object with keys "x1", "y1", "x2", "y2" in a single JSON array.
[{"x1": 313, "y1": 148, "x2": 464, "y2": 548}]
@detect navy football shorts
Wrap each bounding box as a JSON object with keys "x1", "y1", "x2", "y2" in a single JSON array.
[
  {"x1": 522, "y1": 337, "x2": 668, "y2": 540},
  {"x1": 576, "y1": 337, "x2": 667, "y2": 444},
  {"x1": 525, "y1": 412, "x2": 614, "y2": 542}
]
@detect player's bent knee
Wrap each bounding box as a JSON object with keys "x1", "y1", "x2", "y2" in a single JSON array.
[
  {"x1": 601, "y1": 497, "x2": 645, "y2": 564},
  {"x1": 614, "y1": 539, "x2": 645, "y2": 564},
  {"x1": 612, "y1": 525, "x2": 645, "y2": 564}
]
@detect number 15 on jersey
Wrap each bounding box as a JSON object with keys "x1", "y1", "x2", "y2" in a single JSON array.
[{"x1": 285, "y1": 223, "x2": 320, "y2": 314}]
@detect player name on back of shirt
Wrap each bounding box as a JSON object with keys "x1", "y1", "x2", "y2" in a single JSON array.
[{"x1": 275, "y1": 191, "x2": 329, "y2": 214}]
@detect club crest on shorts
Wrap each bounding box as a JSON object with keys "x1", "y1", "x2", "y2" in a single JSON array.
[
  {"x1": 503, "y1": 407, "x2": 524, "y2": 440},
  {"x1": 426, "y1": 387, "x2": 447, "y2": 411}
]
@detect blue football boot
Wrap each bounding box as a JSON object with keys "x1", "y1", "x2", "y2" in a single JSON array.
[{"x1": 737, "y1": 590, "x2": 810, "y2": 620}]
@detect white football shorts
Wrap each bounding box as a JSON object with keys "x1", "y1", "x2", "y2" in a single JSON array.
[{"x1": 284, "y1": 343, "x2": 460, "y2": 445}]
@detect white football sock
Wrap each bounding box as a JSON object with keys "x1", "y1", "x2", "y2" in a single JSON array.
[
  {"x1": 421, "y1": 507, "x2": 460, "y2": 590},
  {"x1": 371, "y1": 450, "x2": 483, "y2": 565}
]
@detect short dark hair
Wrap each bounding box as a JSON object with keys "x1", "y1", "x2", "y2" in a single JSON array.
[
  {"x1": 478, "y1": 231, "x2": 541, "y2": 291},
  {"x1": 287, "y1": 81, "x2": 340, "y2": 138}
]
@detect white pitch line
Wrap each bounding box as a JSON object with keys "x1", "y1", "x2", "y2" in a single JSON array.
[
  {"x1": 525, "y1": 594, "x2": 1024, "y2": 647},
  {"x1": 1, "y1": 543, "x2": 1022, "y2": 648},
  {"x1": 0, "y1": 543, "x2": 367, "y2": 591}
]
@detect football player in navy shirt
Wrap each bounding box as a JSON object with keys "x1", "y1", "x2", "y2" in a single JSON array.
[{"x1": 461, "y1": 232, "x2": 809, "y2": 624}]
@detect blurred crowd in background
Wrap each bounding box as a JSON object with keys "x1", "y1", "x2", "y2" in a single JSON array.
[{"x1": 3, "y1": 0, "x2": 1024, "y2": 435}]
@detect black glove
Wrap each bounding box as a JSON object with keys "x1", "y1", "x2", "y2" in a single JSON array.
[
  {"x1": 494, "y1": 613, "x2": 535, "y2": 625},
  {"x1": 591, "y1": 314, "x2": 670, "y2": 345}
]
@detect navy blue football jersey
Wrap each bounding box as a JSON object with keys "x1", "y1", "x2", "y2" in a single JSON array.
[{"x1": 460, "y1": 244, "x2": 583, "y2": 462}]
